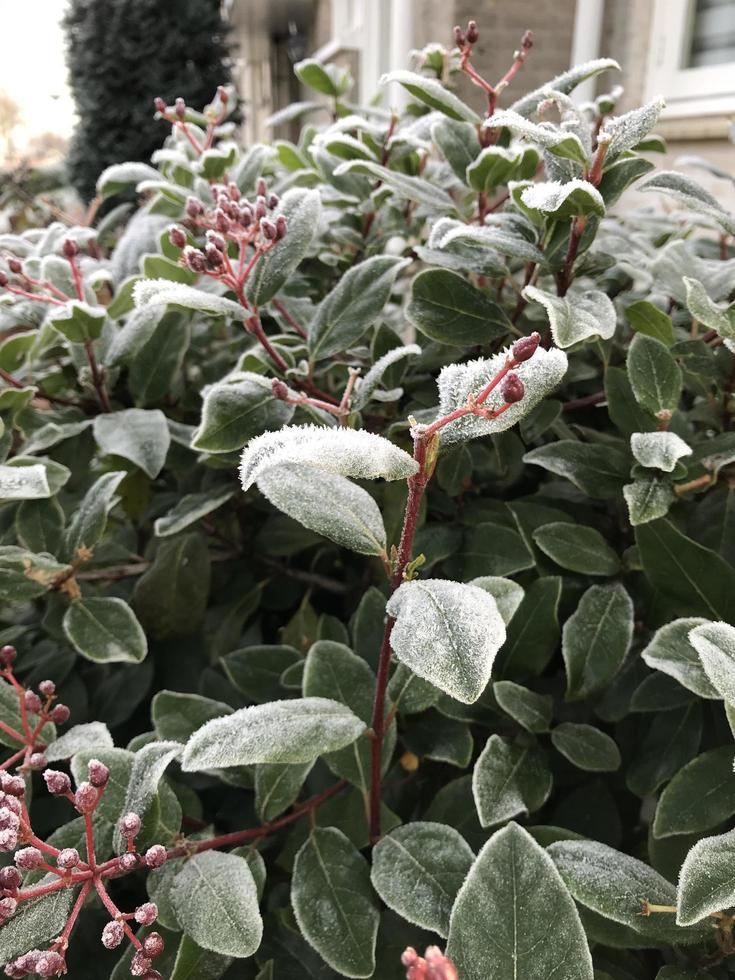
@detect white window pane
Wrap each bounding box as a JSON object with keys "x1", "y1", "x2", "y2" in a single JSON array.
[{"x1": 685, "y1": 0, "x2": 735, "y2": 67}]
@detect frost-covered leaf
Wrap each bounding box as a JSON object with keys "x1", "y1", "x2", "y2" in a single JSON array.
[
  {"x1": 640, "y1": 170, "x2": 735, "y2": 236},
  {"x1": 438, "y1": 224, "x2": 544, "y2": 263},
  {"x1": 0, "y1": 464, "x2": 50, "y2": 501},
  {"x1": 689, "y1": 622, "x2": 735, "y2": 705},
  {"x1": 0, "y1": 888, "x2": 75, "y2": 963},
  {"x1": 493, "y1": 680, "x2": 552, "y2": 733},
  {"x1": 152, "y1": 690, "x2": 233, "y2": 743},
  {"x1": 63, "y1": 597, "x2": 148, "y2": 664},
  {"x1": 181, "y1": 697, "x2": 366, "y2": 769},
  {"x1": 683, "y1": 276, "x2": 735, "y2": 343},
  {"x1": 510, "y1": 58, "x2": 620, "y2": 117},
  {"x1": 114, "y1": 740, "x2": 181, "y2": 850},
  {"x1": 624, "y1": 476, "x2": 676, "y2": 526},
  {"x1": 549, "y1": 840, "x2": 707, "y2": 945},
  {"x1": 154, "y1": 488, "x2": 234, "y2": 537},
  {"x1": 371, "y1": 822, "x2": 474, "y2": 937},
  {"x1": 382, "y1": 70, "x2": 480, "y2": 123},
  {"x1": 470, "y1": 576, "x2": 525, "y2": 625},
  {"x1": 631, "y1": 431, "x2": 691, "y2": 472},
  {"x1": 406, "y1": 268, "x2": 510, "y2": 346},
  {"x1": 551, "y1": 722, "x2": 621, "y2": 772},
  {"x1": 641, "y1": 618, "x2": 717, "y2": 699},
  {"x1": 93, "y1": 408, "x2": 170, "y2": 478},
  {"x1": 436, "y1": 343, "x2": 567, "y2": 445},
  {"x1": 520, "y1": 179, "x2": 605, "y2": 218},
  {"x1": 627, "y1": 334, "x2": 682, "y2": 416},
  {"x1": 654, "y1": 747, "x2": 735, "y2": 839},
  {"x1": 677, "y1": 829, "x2": 735, "y2": 925},
  {"x1": 625, "y1": 299, "x2": 675, "y2": 345},
  {"x1": 192, "y1": 374, "x2": 295, "y2": 454},
  {"x1": 97, "y1": 161, "x2": 160, "y2": 198},
  {"x1": 47, "y1": 300, "x2": 107, "y2": 344},
  {"x1": 255, "y1": 761, "x2": 313, "y2": 822},
  {"x1": 308, "y1": 256, "x2": 409, "y2": 359},
  {"x1": 601, "y1": 97, "x2": 666, "y2": 159},
  {"x1": 563, "y1": 583, "x2": 633, "y2": 700},
  {"x1": 292, "y1": 827, "x2": 379, "y2": 978},
  {"x1": 447, "y1": 822, "x2": 593, "y2": 980},
  {"x1": 485, "y1": 112, "x2": 588, "y2": 165},
  {"x1": 133, "y1": 279, "x2": 245, "y2": 320},
  {"x1": 239, "y1": 424, "x2": 418, "y2": 490},
  {"x1": 522, "y1": 285, "x2": 615, "y2": 348},
  {"x1": 334, "y1": 160, "x2": 457, "y2": 212},
  {"x1": 352, "y1": 344, "x2": 421, "y2": 410},
  {"x1": 171, "y1": 851, "x2": 263, "y2": 956},
  {"x1": 295, "y1": 58, "x2": 349, "y2": 97},
  {"x1": 386, "y1": 579, "x2": 506, "y2": 704},
  {"x1": 45, "y1": 722, "x2": 113, "y2": 762},
  {"x1": 532, "y1": 522, "x2": 620, "y2": 576},
  {"x1": 524, "y1": 440, "x2": 630, "y2": 499},
  {"x1": 472, "y1": 735, "x2": 552, "y2": 827}
]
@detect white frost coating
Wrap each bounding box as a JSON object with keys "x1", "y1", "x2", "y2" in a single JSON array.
[
  {"x1": 239, "y1": 423, "x2": 418, "y2": 490},
  {"x1": 523, "y1": 284, "x2": 615, "y2": 348},
  {"x1": 257, "y1": 463, "x2": 387, "y2": 556},
  {"x1": 133, "y1": 279, "x2": 245, "y2": 320},
  {"x1": 677, "y1": 828, "x2": 735, "y2": 926},
  {"x1": 436, "y1": 344, "x2": 568, "y2": 445},
  {"x1": 438, "y1": 224, "x2": 544, "y2": 263},
  {"x1": 641, "y1": 618, "x2": 717, "y2": 699},
  {"x1": 181, "y1": 697, "x2": 366, "y2": 769},
  {"x1": 640, "y1": 171, "x2": 735, "y2": 236},
  {"x1": 630, "y1": 431, "x2": 692, "y2": 472},
  {"x1": 114, "y1": 741, "x2": 181, "y2": 851},
  {"x1": 353, "y1": 344, "x2": 421, "y2": 410},
  {"x1": 689, "y1": 621, "x2": 735, "y2": 705},
  {"x1": 623, "y1": 478, "x2": 675, "y2": 527},
  {"x1": 45, "y1": 722, "x2": 113, "y2": 762},
  {"x1": 683, "y1": 277, "x2": 735, "y2": 341},
  {"x1": 600, "y1": 96, "x2": 666, "y2": 156},
  {"x1": 386, "y1": 579, "x2": 506, "y2": 703},
  {"x1": 520, "y1": 179, "x2": 604, "y2": 216},
  {"x1": 380, "y1": 70, "x2": 481, "y2": 124},
  {"x1": 470, "y1": 576, "x2": 524, "y2": 625},
  {"x1": 0, "y1": 463, "x2": 50, "y2": 501},
  {"x1": 483, "y1": 111, "x2": 587, "y2": 163},
  {"x1": 509, "y1": 58, "x2": 621, "y2": 117},
  {"x1": 370, "y1": 822, "x2": 474, "y2": 937}
]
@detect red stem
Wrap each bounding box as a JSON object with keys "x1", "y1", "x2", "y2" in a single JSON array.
[{"x1": 55, "y1": 881, "x2": 91, "y2": 953}]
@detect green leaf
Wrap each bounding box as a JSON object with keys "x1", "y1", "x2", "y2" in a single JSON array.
[
  {"x1": 309, "y1": 256, "x2": 409, "y2": 359},
  {"x1": 641, "y1": 617, "x2": 717, "y2": 699},
  {"x1": 386, "y1": 578, "x2": 506, "y2": 704},
  {"x1": 493, "y1": 680, "x2": 552, "y2": 733},
  {"x1": 403, "y1": 710, "x2": 473, "y2": 768},
  {"x1": 459, "y1": 523, "x2": 535, "y2": 579},
  {"x1": 246, "y1": 188, "x2": 321, "y2": 305},
  {"x1": 193, "y1": 375, "x2": 295, "y2": 454},
  {"x1": 114, "y1": 740, "x2": 181, "y2": 850},
  {"x1": 370, "y1": 822, "x2": 474, "y2": 937},
  {"x1": 562, "y1": 583, "x2": 633, "y2": 700},
  {"x1": 171, "y1": 851, "x2": 263, "y2": 956},
  {"x1": 549, "y1": 839, "x2": 707, "y2": 945},
  {"x1": 625, "y1": 300, "x2": 675, "y2": 345},
  {"x1": 334, "y1": 160, "x2": 457, "y2": 213},
  {"x1": 152, "y1": 690, "x2": 233, "y2": 743},
  {"x1": 485, "y1": 112, "x2": 589, "y2": 165},
  {"x1": 181, "y1": 697, "x2": 366, "y2": 769},
  {"x1": 532, "y1": 522, "x2": 620, "y2": 576},
  {"x1": 93, "y1": 409, "x2": 170, "y2": 478},
  {"x1": 129, "y1": 313, "x2": 191, "y2": 406},
  {"x1": 406, "y1": 269, "x2": 510, "y2": 346},
  {"x1": 169, "y1": 934, "x2": 232, "y2": 980},
  {"x1": 630, "y1": 431, "x2": 691, "y2": 472},
  {"x1": 601, "y1": 97, "x2": 666, "y2": 158},
  {"x1": 45, "y1": 722, "x2": 113, "y2": 762},
  {"x1": 523, "y1": 285, "x2": 615, "y2": 348},
  {"x1": 654, "y1": 746, "x2": 735, "y2": 838},
  {"x1": 677, "y1": 828, "x2": 735, "y2": 925},
  {"x1": 471, "y1": 576, "x2": 525, "y2": 625},
  {"x1": 134, "y1": 280, "x2": 245, "y2": 320},
  {"x1": 0, "y1": 463, "x2": 51, "y2": 501},
  {"x1": 154, "y1": 488, "x2": 234, "y2": 537},
  {"x1": 551, "y1": 722, "x2": 621, "y2": 772},
  {"x1": 0, "y1": 888, "x2": 75, "y2": 963},
  {"x1": 524, "y1": 441, "x2": 630, "y2": 499},
  {"x1": 292, "y1": 827, "x2": 379, "y2": 978},
  {"x1": 47, "y1": 301, "x2": 107, "y2": 343},
  {"x1": 97, "y1": 161, "x2": 160, "y2": 198},
  {"x1": 466, "y1": 146, "x2": 521, "y2": 192},
  {"x1": 15, "y1": 498, "x2": 64, "y2": 553},
  {"x1": 222, "y1": 645, "x2": 301, "y2": 703},
  {"x1": 689, "y1": 621, "x2": 735, "y2": 703},
  {"x1": 255, "y1": 761, "x2": 314, "y2": 822},
  {"x1": 295, "y1": 58, "x2": 348, "y2": 97},
  {"x1": 132, "y1": 533, "x2": 211, "y2": 640},
  {"x1": 639, "y1": 170, "x2": 735, "y2": 236},
  {"x1": 627, "y1": 334, "x2": 682, "y2": 416},
  {"x1": 447, "y1": 822, "x2": 593, "y2": 980},
  {"x1": 636, "y1": 520, "x2": 735, "y2": 622},
  {"x1": 627, "y1": 703, "x2": 702, "y2": 797},
  {"x1": 63, "y1": 597, "x2": 147, "y2": 663},
  {"x1": 431, "y1": 118, "x2": 479, "y2": 182},
  {"x1": 494, "y1": 576, "x2": 562, "y2": 678},
  {"x1": 257, "y1": 464, "x2": 387, "y2": 556},
  {"x1": 382, "y1": 70, "x2": 480, "y2": 123},
  {"x1": 624, "y1": 476, "x2": 676, "y2": 526},
  {"x1": 472, "y1": 734, "x2": 552, "y2": 827},
  {"x1": 683, "y1": 276, "x2": 735, "y2": 343}
]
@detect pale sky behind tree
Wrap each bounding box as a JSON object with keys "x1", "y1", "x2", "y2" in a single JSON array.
[{"x1": 0, "y1": 0, "x2": 76, "y2": 160}]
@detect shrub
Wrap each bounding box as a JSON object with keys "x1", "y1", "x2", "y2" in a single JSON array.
[
  {"x1": 63, "y1": 0, "x2": 234, "y2": 202},
  {"x1": 1, "y1": 17, "x2": 735, "y2": 980}
]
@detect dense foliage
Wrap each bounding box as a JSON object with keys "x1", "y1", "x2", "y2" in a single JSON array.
[
  {"x1": 63, "y1": 0, "x2": 233, "y2": 201},
  {"x1": 1, "y1": 20, "x2": 735, "y2": 980}
]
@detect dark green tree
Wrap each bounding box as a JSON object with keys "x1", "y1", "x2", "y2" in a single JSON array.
[{"x1": 63, "y1": 0, "x2": 235, "y2": 201}]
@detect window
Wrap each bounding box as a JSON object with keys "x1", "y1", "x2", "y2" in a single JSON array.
[{"x1": 647, "y1": 0, "x2": 735, "y2": 117}]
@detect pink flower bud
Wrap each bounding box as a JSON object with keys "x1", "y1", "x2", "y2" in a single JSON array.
[
  {"x1": 175, "y1": 97, "x2": 186, "y2": 120},
  {"x1": 88, "y1": 759, "x2": 110, "y2": 788},
  {"x1": 51, "y1": 704, "x2": 70, "y2": 724},
  {"x1": 15, "y1": 847, "x2": 42, "y2": 870},
  {"x1": 256, "y1": 177, "x2": 267, "y2": 197},
  {"x1": 38, "y1": 680, "x2": 55, "y2": 697},
  {"x1": 118, "y1": 852, "x2": 139, "y2": 872},
  {"x1": 43, "y1": 770, "x2": 71, "y2": 796},
  {"x1": 62, "y1": 239, "x2": 78, "y2": 259},
  {"x1": 453, "y1": 25, "x2": 465, "y2": 47},
  {"x1": 7, "y1": 258, "x2": 22, "y2": 275},
  {"x1": 228, "y1": 182, "x2": 240, "y2": 202},
  {"x1": 2, "y1": 776, "x2": 25, "y2": 798},
  {"x1": 144, "y1": 845, "x2": 167, "y2": 869},
  {"x1": 521, "y1": 29, "x2": 534, "y2": 50},
  {"x1": 276, "y1": 215, "x2": 287, "y2": 239},
  {"x1": 261, "y1": 219, "x2": 277, "y2": 241},
  {"x1": 0, "y1": 897, "x2": 17, "y2": 919},
  {"x1": 168, "y1": 226, "x2": 187, "y2": 250},
  {"x1": 182, "y1": 246, "x2": 206, "y2": 273},
  {"x1": 119, "y1": 812, "x2": 142, "y2": 839},
  {"x1": 57, "y1": 848, "x2": 80, "y2": 870},
  {"x1": 0, "y1": 645, "x2": 16, "y2": 667},
  {"x1": 131, "y1": 951, "x2": 153, "y2": 977},
  {"x1": 206, "y1": 230, "x2": 226, "y2": 252},
  {"x1": 0, "y1": 828, "x2": 18, "y2": 852},
  {"x1": 143, "y1": 932, "x2": 164, "y2": 958},
  {"x1": 267, "y1": 193, "x2": 279, "y2": 210},
  {"x1": 501, "y1": 372, "x2": 525, "y2": 404},
  {"x1": 271, "y1": 378, "x2": 290, "y2": 400},
  {"x1": 204, "y1": 243, "x2": 224, "y2": 268},
  {"x1": 185, "y1": 197, "x2": 204, "y2": 218},
  {"x1": 511, "y1": 331, "x2": 540, "y2": 363},
  {"x1": 239, "y1": 205, "x2": 253, "y2": 227},
  {"x1": 134, "y1": 902, "x2": 158, "y2": 926},
  {"x1": 74, "y1": 782, "x2": 97, "y2": 814},
  {"x1": 35, "y1": 951, "x2": 65, "y2": 978},
  {"x1": 466, "y1": 20, "x2": 479, "y2": 43},
  {"x1": 154, "y1": 97, "x2": 167, "y2": 114},
  {"x1": 101, "y1": 920, "x2": 124, "y2": 949},
  {"x1": 0, "y1": 866, "x2": 21, "y2": 891},
  {"x1": 0, "y1": 271, "x2": 8, "y2": 288},
  {"x1": 28, "y1": 754, "x2": 47, "y2": 770},
  {"x1": 214, "y1": 209, "x2": 230, "y2": 234},
  {"x1": 217, "y1": 85, "x2": 229, "y2": 105},
  {"x1": 24, "y1": 691, "x2": 42, "y2": 714}
]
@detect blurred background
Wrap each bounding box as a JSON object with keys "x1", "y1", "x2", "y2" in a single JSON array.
[{"x1": 1, "y1": 0, "x2": 734, "y2": 220}]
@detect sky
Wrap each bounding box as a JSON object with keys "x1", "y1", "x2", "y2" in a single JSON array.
[{"x1": 0, "y1": 0, "x2": 76, "y2": 157}]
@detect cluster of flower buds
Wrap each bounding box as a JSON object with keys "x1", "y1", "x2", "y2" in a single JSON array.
[
  {"x1": 4, "y1": 949, "x2": 65, "y2": 978},
  {"x1": 453, "y1": 19, "x2": 480, "y2": 50},
  {"x1": 173, "y1": 176, "x2": 287, "y2": 282},
  {"x1": 402, "y1": 946, "x2": 459, "y2": 980},
  {"x1": 495, "y1": 332, "x2": 542, "y2": 408},
  {"x1": 0, "y1": 773, "x2": 24, "y2": 854}
]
